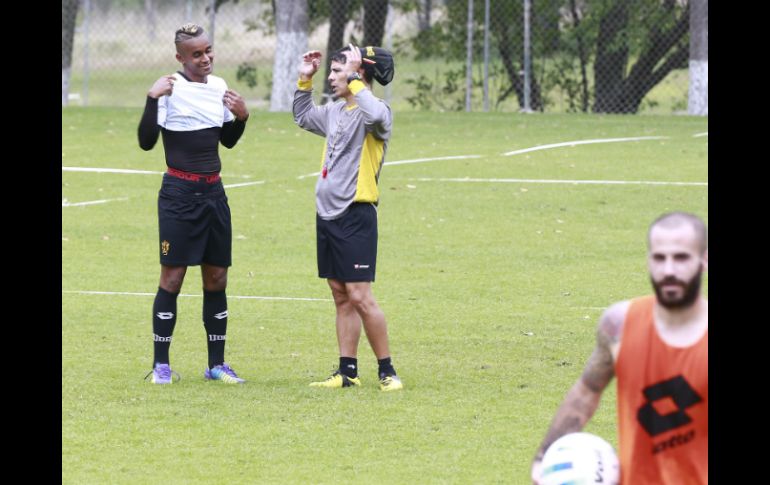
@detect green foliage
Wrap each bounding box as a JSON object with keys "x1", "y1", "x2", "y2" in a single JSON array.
[
  {"x1": 404, "y1": 67, "x2": 466, "y2": 111},
  {"x1": 236, "y1": 62, "x2": 258, "y2": 88},
  {"x1": 542, "y1": 57, "x2": 591, "y2": 113},
  {"x1": 395, "y1": 0, "x2": 688, "y2": 113},
  {"x1": 244, "y1": 0, "x2": 364, "y2": 35}
]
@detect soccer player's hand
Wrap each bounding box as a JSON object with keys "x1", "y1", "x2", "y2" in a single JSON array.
[
  {"x1": 224, "y1": 89, "x2": 249, "y2": 122},
  {"x1": 299, "y1": 50, "x2": 322, "y2": 81},
  {"x1": 344, "y1": 43, "x2": 362, "y2": 77},
  {"x1": 148, "y1": 74, "x2": 175, "y2": 99}
]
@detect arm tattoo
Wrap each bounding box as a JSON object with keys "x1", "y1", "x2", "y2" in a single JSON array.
[
  {"x1": 535, "y1": 378, "x2": 605, "y2": 458},
  {"x1": 581, "y1": 307, "x2": 623, "y2": 392},
  {"x1": 535, "y1": 305, "x2": 625, "y2": 459},
  {"x1": 581, "y1": 331, "x2": 615, "y2": 392}
]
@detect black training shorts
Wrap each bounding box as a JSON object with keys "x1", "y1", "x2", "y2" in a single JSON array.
[
  {"x1": 316, "y1": 202, "x2": 378, "y2": 282},
  {"x1": 157, "y1": 174, "x2": 232, "y2": 267}
]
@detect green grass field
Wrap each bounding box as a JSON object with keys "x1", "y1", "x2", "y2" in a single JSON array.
[{"x1": 62, "y1": 108, "x2": 707, "y2": 484}]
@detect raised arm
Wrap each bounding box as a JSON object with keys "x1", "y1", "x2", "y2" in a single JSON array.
[
  {"x1": 138, "y1": 75, "x2": 175, "y2": 150},
  {"x1": 342, "y1": 44, "x2": 391, "y2": 140},
  {"x1": 530, "y1": 301, "x2": 628, "y2": 484},
  {"x1": 292, "y1": 50, "x2": 328, "y2": 136}
]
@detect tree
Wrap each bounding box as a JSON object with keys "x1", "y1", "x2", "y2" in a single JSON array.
[
  {"x1": 417, "y1": 0, "x2": 432, "y2": 32},
  {"x1": 688, "y1": 0, "x2": 707, "y2": 115},
  {"x1": 62, "y1": 0, "x2": 79, "y2": 107},
  {"x1": 363, "y1": 0, "x2": 388, "y2": 46},
  {"x1": 592, "y1": 0, "x2": 690, "y2": 113},
  {"x1": 409, "y1": 0, "x2": 561, "y2": 111},
  {"x1": 270, "y1": 0, "x2": 309, "y2": 111},
  {"x1": 405, "y1": 0, "x2": 690, "y2": 113},
  {"x1": 322, "y1": 0, "x2": 354, "y2": 103},
  {"x1": 145, "y1": 0, "x2": 156, "y2": 41}
]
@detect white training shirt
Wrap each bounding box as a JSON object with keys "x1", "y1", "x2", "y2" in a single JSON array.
[{"x1": 157, "y1": 73, "x2": 234, "y2": 131}]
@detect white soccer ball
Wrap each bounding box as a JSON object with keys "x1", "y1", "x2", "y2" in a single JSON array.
[{"x1": 540, "y1": 432, "x2": 620, "y2": 485}]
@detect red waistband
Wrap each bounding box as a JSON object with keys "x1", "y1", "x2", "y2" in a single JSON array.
[{"x1": 167, "y1": 168, "x2": 221, "y2": 184}]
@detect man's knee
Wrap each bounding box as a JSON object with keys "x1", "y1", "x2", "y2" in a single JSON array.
[
  {"x1": 346, "y1": 284, "x2": 376, "y2": 311},
  {"x1": 160, "y1": 267, "x2": 186, "y2": 293},
  {"x1": 327, "y1": 279, "x2": 348, "y2": 303},
  {"x1": 202, "y1": 266, "x2": 228, "y2": 291}
]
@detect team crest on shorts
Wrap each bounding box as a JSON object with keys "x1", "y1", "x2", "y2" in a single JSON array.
[{"x1": 161, "y1": 240, "x2": 170, "y2": 256}]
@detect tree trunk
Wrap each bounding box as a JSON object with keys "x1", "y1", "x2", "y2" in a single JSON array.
[
  {"x1": 568, "y1": 0, "x2": 589, "y2": 112},
  {"x1": 594, "y1": 1, "x2": 689, "y2": 113},
  {"x1": 62, "y1": 0, "x2": 79, "y2": 107},
  {"x1": 270, "y1": 0, "x2": 309, "y2": 112},
  {"x1": 489, "y1": 4, "x2": 542, "y2": 110},
  {"x1": 363, "y1": 0, "x2": 388, "y2": 46},
  {"x1": 620, "y1": 4, "x2": 689, "y2": 113},
  {"x1": 592, "y1": 0, "x2": 630, "y2": 113},
  {"x1": 208, "y1": 0, "x2": 217, "y2": 44},
  {"x1": 418, "y1": 0, "x2": 432, "y2": 32},
  {"x1": 145, "y1": 0, "x2": 156, "y2": 41},
  {"x1": 323, "y1": 0, "x2": 350, "y2": 103},
  {"x1": 688, "y1": 0, "x2": 707, "y2": 115}
]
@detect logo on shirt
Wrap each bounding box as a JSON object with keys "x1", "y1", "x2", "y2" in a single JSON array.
[{"x1": 637, "y1": 375, "x2": 703, "y2": 437}]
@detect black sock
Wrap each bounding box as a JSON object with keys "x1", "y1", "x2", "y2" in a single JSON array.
[
  {"x1": 152, "y1": 287, "x2": 178, "y2": 366},
  {"x1": 378, "y1": 357, "x2": 396, "y2": 378},
  {"x1": 203, "y1": 289, "x2": 228, "y2": 369},
  {"x1": 339, "y1": 357, "x2": 358, "y2": 378}
]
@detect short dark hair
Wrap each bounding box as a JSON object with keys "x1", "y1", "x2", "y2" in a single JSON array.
[
  {"x1": 175, "y1": 23, "x2": 205, "y2": 44},
  {"x1": 648, "y1": 211, "x2": 708, "y2": 253}
]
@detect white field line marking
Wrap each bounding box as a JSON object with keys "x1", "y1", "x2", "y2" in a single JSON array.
[
  {"x1": 224, "y1": 180, "x2": 265, "y2": 189},
  {"x1": 502, "y1": 136, "x2": 668, "y2": 156},
  {"x1": 297, "y1": 171, "x2": 320, "y2": 180},
  {"x1": 693, "y1": 132, "x2": 708, "y2": 138},
  {"x1": 296, "y1": 155, "x2": 483, "y2": 179},
  {"x1": 62, "y1": 166, "x2": 253, "y2": 179},
  {"x1": 63, "y1": 166, "x2": 162, "y2": 175},
  {"x1": 387, "y1": 154, "x2": 483, "y2": 166},
  {"x1": 296, "y1": 138, "x2": 667, "y2": 178},
  {"x1": 62, "y1": 290, "x2": 331, "y2": 302},
  {"x1": 414, "y1": 177, "x2": 707, "y2": 186},
  {"x1": 62, "y1": 197, "x2": 128, "y2": 207}
]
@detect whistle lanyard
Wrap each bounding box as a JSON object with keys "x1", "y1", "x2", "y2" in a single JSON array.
[{"x1": 322, "y1": 107, "x2": 356, "y2": 179}]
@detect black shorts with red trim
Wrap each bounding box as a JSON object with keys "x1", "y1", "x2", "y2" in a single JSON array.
[{"x1": 157, "y1": 172, "x2": 231, "y2": 267}]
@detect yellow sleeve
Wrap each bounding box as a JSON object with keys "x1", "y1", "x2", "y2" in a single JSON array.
[
  {"x1": 348, "y1": 79, "x2": 366, "y2": 95},
  {"x1": 297, "y1": 78, "x2": 313, "y2": 91}
]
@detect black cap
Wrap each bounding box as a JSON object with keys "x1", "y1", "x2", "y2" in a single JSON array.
[{"x1": 360, "y1": 46, "x2": 395, "y2": 86}]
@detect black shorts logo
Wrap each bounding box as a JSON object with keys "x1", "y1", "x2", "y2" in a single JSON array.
[
  {"x1": 637, "y1": 375, "x2": 702, "y2": 437},
  {"x1": 161, "y1": 240, "x2": 170, "y2": 256}
]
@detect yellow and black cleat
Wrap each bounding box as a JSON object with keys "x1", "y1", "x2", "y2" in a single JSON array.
[
  {"x1": 309, "y1": 371, "x2": 361, "y2": 388},
  {"x1": 379, "y1": 374, "x2": 404, "y2": 392}
]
